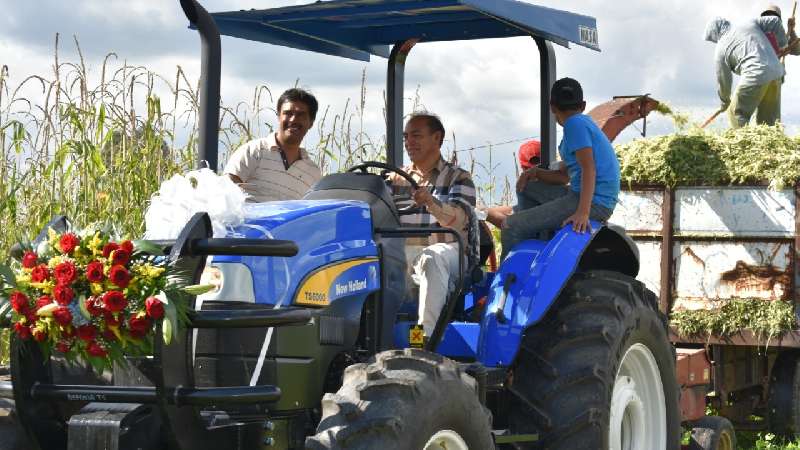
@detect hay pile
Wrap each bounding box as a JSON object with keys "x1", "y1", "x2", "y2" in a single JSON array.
[{"x1": 615, "y1": 124, "x2": 800, "y2": 189}]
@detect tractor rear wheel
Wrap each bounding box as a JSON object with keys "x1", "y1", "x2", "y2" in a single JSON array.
[
  {"x1": 505, "y1": 270, "x2": 681, "y2": 449},
  {"x1": 305, "y1": 348, "x2": 494, "y2": 450},
  {"x1": 688, "y1": 416, "x2": 736, "y2": 450}
]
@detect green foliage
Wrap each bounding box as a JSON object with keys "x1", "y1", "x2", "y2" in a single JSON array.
[
  {"x1": 615, "y1": 124, "x2": 800, "y2": 188},
  {"x1": 671, "y1": 298, "x2": 795, "y2": 344}
]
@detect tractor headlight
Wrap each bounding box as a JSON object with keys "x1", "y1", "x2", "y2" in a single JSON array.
[{"x1": 197, "y1": 262, "x2": 255, "y2": 303}]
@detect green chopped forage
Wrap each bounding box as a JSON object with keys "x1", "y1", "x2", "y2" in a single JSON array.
[
  {"x1": 615, "y1": 124, "x2": 800, "y2": 188},
  {"x1": 670, "y1": 298, "x2": 795, "y2": 346}
]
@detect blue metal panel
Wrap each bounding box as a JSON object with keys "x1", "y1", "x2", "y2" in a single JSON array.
[
  {"x1": 393, "y1": 321, "x2": 480, "y2": 359},
  {"x1": 477, "y1": 222, "x2": 603, "y2": 367},
  {"x1": 212, "y1": 200, "x2": 379, "y2": 305},
  {"x1": 209, "y1": 0, "x2": 599, "y2": 61}
]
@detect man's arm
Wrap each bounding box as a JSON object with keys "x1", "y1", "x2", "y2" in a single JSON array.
[
  {"x1": 562, "y1": 148, "x2": 595, "y2": 233},
  {"x1": 515, "y1": 163, "x2": 569, "y2": 192},
  {"x1": 412, "y1": 171, "x2": 475, "y2": 231},
  {"x1": 716, "y1": 52, "x2": 733, "y2": 110}
]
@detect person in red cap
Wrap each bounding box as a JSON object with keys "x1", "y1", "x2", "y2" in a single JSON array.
[
  {"x1": 481, "y1": 140, "x2": 542, "y2": 228},
  {"x1": 518, "y1": 139, "x2": 541, "y2": 171}
]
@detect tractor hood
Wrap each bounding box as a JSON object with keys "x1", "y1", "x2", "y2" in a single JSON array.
[{"x1": 210, "y1": 200, "x2": 379, "y2": 305}]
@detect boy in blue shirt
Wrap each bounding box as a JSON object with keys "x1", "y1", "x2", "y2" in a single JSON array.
[{"x1": 500, "y1": 77, "x2": 620, "y2": 260}]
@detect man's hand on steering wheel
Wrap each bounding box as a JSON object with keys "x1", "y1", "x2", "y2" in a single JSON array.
[{"x1": 346, "y1": 161, "x2": 422, "y2": 215}]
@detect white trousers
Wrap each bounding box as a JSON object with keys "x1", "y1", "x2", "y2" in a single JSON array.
[{"x1": 407, "y1": 242, "x2": 460, "y2": 336}]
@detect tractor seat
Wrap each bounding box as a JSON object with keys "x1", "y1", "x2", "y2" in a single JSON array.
[{"x1": 303, "y1": 173, "x2": 400, "y2": 229}]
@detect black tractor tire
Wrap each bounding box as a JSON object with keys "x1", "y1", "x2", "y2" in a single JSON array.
[
  {"x1": 767, "y1": 350, "x2": 800, "y2": 437},
  {"x1": 505, "y1": 270, "x2": 681, "y2": 449},
  {"x1": 305, "y1": 348, "x2": 494, "y2": 450},
  {"x1": 688, "y1": 416, "x2": 736, "y2": 450}
]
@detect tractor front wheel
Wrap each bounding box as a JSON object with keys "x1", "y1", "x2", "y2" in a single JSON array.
[
  {"x1": 306, "y1": 348, "x2": 494, "y2": 450},
  {"x1": 505, "y1": 270, "x2": 681, "y2": 449}
]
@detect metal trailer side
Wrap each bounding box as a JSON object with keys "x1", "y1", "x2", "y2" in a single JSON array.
[{"x1": 610, "y1": 182, "x2": 800, "y2": 429}]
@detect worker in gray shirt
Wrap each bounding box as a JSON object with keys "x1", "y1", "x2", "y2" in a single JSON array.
[{"x1": 704, "y1": 15, "x2": 795, "y2": 128}]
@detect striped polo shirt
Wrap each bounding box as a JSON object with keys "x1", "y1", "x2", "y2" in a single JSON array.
[{"x1": 224, "y1": 133, "x2": 322, "y2": 202}]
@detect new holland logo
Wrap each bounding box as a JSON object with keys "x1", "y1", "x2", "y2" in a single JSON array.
[{"x1": 334, "y1": 278, "x2": 367, "y2": 296}]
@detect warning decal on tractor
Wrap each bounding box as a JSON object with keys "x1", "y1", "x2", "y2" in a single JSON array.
[{"x1": 409, "y1": 324, "x2": 425, "y2": 349}]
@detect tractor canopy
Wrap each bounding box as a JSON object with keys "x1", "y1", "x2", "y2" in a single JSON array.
[{"x1": 209, "y1": 0, "x2": 600, "y2": 62}]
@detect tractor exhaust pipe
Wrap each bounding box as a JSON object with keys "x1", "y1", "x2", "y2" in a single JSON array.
[{"x1": 180, "y1": 0, "x2": 220, "y2": 172}]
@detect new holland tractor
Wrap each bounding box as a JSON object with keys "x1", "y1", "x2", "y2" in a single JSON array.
[{"x1": 2, "y1": 1, "x2": 681, "y2": 449}]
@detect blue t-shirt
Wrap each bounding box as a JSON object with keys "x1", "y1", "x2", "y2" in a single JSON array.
[{"x1": 558, "y1": 114, "x2": 620, "y2": 209}]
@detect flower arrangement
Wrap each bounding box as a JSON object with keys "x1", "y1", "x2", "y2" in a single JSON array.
[{"x1": 0, "y1": 227, "x2": 203, "y2": 373}]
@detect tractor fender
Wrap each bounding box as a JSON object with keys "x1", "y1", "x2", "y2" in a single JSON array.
[{"x1": 476, "y1": 222, "x2": 639, "y2": 367}]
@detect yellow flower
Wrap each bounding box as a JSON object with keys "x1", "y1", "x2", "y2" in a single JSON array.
[
  {"x1": 90, "y1": 283, "x2": 104, "y2": 296},
  {"x1": 30, "y1": 281, "x2": 54, "y2": 294},
  {"x1": 89, "y1": 232, "x2": 104, "y2": 257}
]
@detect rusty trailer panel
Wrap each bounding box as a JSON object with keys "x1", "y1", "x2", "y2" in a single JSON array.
[
  {"x1": 675, "y1": 188, "x2": 795, "y2": 238},
  {"x1": 613, "y1": 184, "x2": 800, "y2": 347},
  {"x1": 612, "y1": 190, "x2": 664, "y2": 233},
  {"x1": 676, "y1": 348, "x2": 711, "y2": 421},
  {"x1": 673, "y1": 241, "x2": 792, "y2": 310}
]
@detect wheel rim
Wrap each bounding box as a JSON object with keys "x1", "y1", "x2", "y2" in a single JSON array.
[
  {"x1": 423, "y1": 430, "x2": 469, "y2": 450},
  {"x1": 609, "y1": 343, "x2": 667, "y2": 450},
  {"x1": 719, "y1": 430, "x2": 734, "y2": 450}
]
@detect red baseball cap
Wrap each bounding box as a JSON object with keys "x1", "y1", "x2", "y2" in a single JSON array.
[{"x1": 518, "y1": 140, "x2": 541, "y2": 170}]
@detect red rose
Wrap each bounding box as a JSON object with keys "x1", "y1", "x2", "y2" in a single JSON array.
[
  {"x1": 85, "y1": 261, "x2": 105, "y2": 283},
  {"x1": 86, "y1": 341, "x2": 108, "y2": 357},
  {"x1": 108, "y1": 265, "x2": 131, "y2": 288},
  {"x1": 13, "y1": 323, "x2": 31, "y2": 340},
  {"x1": 104, "y1": 312, "x2": 121, "y2": 328},
  {"x1": 86, "y1": 296, "x2": 104, "y2": 317},
  {"x1": 120, "y1": 240, "x2": 134, "y2": 254},
  {"x1": 56, "y1": 340, "x2": 72, "y2": 353},
  {"x1": 9, "y1": 291, "x2": 29, "y2": 314},
  {"x1": 54, "y1": 261, "x2": 78, "y2": 284},
  {"x1": 53, "y1": 284, "x2": 74, "y2": 306},
  {"x1": 22, "y1": 251, "x2": 38, "y2": 269},
  {"x1": 76, "y1": 324, "x2": 97, "y2": 342},
  {"x1": 59, "y1": 233, "x2": 80, "y2": 254},
  {"x1": 102, "y1": 291, "x2": 127, "y2": 312},
  {"x1": 111, "y1": 249, "x2": 130, "y2": 266},
  {"x1": 25, "y1": 311, "x2": 37, "y2": 323},
  {"x1": 145, "y1": 296, "x2": 165, "y2": 320},
  {"x1": 32, "y1": 328, "x2": 46, "y2": 342},
  {"x1": 127, "y1": 315, "x2": 151, "y2": 339},
  {"x1": 102, "y1": 242, "x2": 119, "y2": 258},
  {"x1": 102, "y1": 329, "x2": 118, "y2": 342},
  {"x1": 52, "y1": 307, "x2": 73, "y2": 326},
  {"x1": 35, "y1": 295, "x2": 53, "y2": 310},
  {"x1": 30, "y1": 264, "x2": 50, "y2": 283}
]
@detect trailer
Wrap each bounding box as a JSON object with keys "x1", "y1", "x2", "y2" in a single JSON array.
[{"x1": 612, "y1": 181, "x2": 800, "y2": 446}]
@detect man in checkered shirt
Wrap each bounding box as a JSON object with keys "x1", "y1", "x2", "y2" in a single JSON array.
[{"x1": 389, "y1": 112, "x2": 476, "y2": 337}]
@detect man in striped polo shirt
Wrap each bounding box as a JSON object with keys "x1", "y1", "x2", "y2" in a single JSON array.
[
  {"x1": 225, "y1": 88, "x2": 322, "y2": 201},
  {"x1": 389, "y1": 112, "x2": 477, "y2": 337}
]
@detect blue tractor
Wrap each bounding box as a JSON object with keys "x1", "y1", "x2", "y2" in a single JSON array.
[{"x1": 5, "y1": 1, "x2": 680, "y2": 449}]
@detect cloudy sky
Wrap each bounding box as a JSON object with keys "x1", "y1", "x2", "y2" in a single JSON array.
[{"x1": 2, "y1": 0, "x2": 799, "y2": 200}]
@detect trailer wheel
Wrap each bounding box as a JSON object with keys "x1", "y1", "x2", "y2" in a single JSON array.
[
  {"x1": 305, "y1": 348, "x2": 494, "y2": 450},
  {"x1": 505, "y1": 270, "x2": 681, "y2": 449},
  {"x1": 768, "y1": 350, "x2": 800, "y2": 437},
  {"x1": 688, "y1": 416, "x2": 736, "y2": 450}
]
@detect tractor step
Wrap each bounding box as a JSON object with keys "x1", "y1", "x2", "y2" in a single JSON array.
[
  {"x1": 30, "y1": 383, "x2": 280, "y2": 406},
  {"x1": 67, "y1": 403, "x2": 161, "y2": 450}
]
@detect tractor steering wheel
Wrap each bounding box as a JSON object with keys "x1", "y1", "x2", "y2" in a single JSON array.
[
  {"x1": 346, "y1": 161, "x2": 422, "y2": 215},
  {"x1": 347, "y1": 161, "x2": 419, "y2": 190}
]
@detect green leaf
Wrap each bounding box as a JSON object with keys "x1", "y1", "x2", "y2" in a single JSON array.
[
  {"x1": 133, "y1": 239, "x2": 166, "y2": 256},
  {"x1": 162, "y1": 292, "x2": 178, "y2": 345},
  {"x1": 0, "y1": 263, "x2": 16, "y2": 288},
  {"x1": 162, "y1": 317, "x2": 173, "y2": 346},
  {"x1": 182, "y1": 284, "x2": 215, "y2": 296}
]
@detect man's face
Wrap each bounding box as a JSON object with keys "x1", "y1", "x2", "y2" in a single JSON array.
[
  {"x1": 277, "y1": 100, "x2": 313, "y2": 145},
  {"x1": 403, "y1": 117, "x2": 441, "y2": 165}
]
